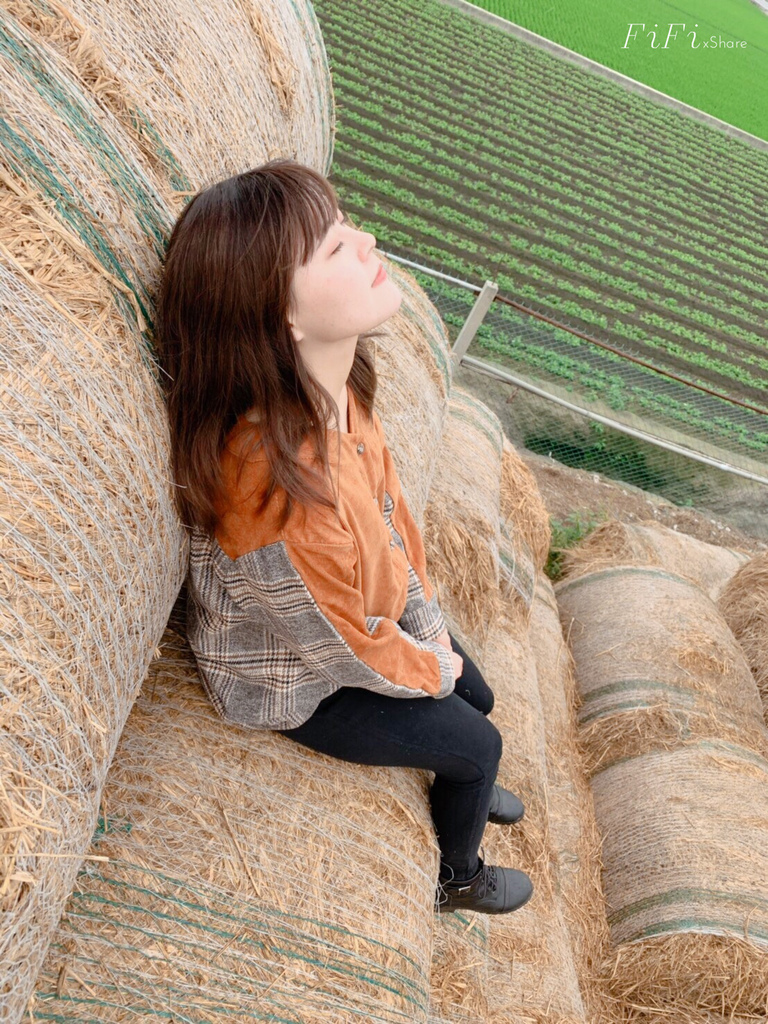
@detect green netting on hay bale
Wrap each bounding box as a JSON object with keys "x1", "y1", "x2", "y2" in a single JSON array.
[
  {"x1": 1, "y1": 0, "x2": 333, "y2": 1015},
  {"x1": 591, "y1": 740, "x2": 768, "y2": 1021},
  {"x1": 498, "y1": 514, "x2": 537, "y2": 621},
  {"x1": 8, "y1": 0, "x2": 334, "y2": 184},
  {"x1": 554, "y1": 565, "x2": 768, "y2": 776},
  {"x1": 559, "y1": 519, "x2": 750, "y2": 603},
  {"x1": 718, "y1": 550, "x2": 768, "y2": 723},
  {"x1": 30, "y1": 626, "x2": 438, "y2": 1022},
  {"x1": 0, "y1": 22, "x2": 186, "y2": 1007}
]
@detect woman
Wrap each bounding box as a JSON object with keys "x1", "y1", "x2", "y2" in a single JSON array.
[{"x1": 156, "y1": 158, "x2": 534, "y2": 916}]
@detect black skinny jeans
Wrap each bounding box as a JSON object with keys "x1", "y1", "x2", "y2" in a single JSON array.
[{"x1": 277, "y1": 633, "x2": 502, "y2": 881}]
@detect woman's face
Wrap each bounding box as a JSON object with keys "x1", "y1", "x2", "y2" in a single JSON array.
[{"x1": 287, "y1": 208, "x2": 402, "y2": 347}]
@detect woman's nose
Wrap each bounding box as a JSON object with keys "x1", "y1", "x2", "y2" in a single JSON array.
[{"x1": 359, "y1": 230, "x2": 376, "y2": 256}]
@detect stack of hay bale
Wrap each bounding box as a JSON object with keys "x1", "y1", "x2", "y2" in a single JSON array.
[
  {"x1": 422, "y1": 397, "x2": 619, "y2": 1024},
  {"x1": 10, "y1": 0, "x2": 765, "y2": 1021},
  {"x1": 26, "y1": 252, "x2": 454, "y2": 1020},
  {"x1": 4, "y1": 0, "x2": 449, "y2": 1019},
  {"x1": 555, "y1": 520, "x2": 768, "y2": 1022}
]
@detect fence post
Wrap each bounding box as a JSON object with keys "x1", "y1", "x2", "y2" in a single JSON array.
[{"x1": 451, "y1": 280, "x2": 498, "y2": 372}]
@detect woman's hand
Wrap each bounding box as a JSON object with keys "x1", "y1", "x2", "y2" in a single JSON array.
[
  {"x1": 432, "y1": 629, "x2": 463, "y2": 679},
  {"x1": 450, "y1": 650, "x2": 464, "y2": 680},
  {"x1": 434, "y1": 628, "x2": 452, "y2": 650}
]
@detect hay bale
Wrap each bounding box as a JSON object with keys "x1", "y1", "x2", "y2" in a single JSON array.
[
  {"x1": 0, "y1": 15, "x2": 187, "y2": 1014},
  {"x1": 718, "y1": 550, "x2": 768, "y2": 720},
  {"x1": 498, "y1": 515, "x2": 538, "y2": 625},
  {"x1": 554, "y1": 566, "x2": 768, "y2": 776},
  {"x1": 0, "y1": 0, "x2": 330, "y2": 1014},
  {"x1": 500, "y1": 436, "x2": 551, "y2": 573},
  {"x1": 527, "y1": 574, "x2": 619, "y2": 1024},
  {"x1": 8, "y1": 0, "x2": 333, "y2": 185},
  {"x1": 428, "y1": 907, "x2": 490, "y2": 1024},
  {"x1": 422, "y1": 388, "x2": 506, "y2": 644},
  {"x1": 368, "y1": 257, "x2": 451, "y2": 519},
  {"x1": 425, "y1": 427, "x2": 583, "y2": 1023},
  {"x1": 29, "y1": 624, "x2": 439, "y2": 1022},
  {"x1": 592, "y1": 740, "x2": 768, "y2": 1020},
  {"x1": 478, "y1": 606, "x2": 588, "y2": 1022},
  {"x1": 559, "y1": 519, "x2": 750, "y2": 602}
]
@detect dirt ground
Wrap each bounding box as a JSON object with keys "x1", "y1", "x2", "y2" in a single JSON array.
[{"x1": 520, "y1": 446, "x2": 768, "y2": 557}]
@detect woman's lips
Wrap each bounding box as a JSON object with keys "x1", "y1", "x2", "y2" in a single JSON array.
[{"x1": 372, "y1": 263, "x2": 387, "y2": 286}]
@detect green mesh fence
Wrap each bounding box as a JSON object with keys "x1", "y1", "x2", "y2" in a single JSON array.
[{"x1": 390, "y1": 258, "x2": 768, "y2": 542}]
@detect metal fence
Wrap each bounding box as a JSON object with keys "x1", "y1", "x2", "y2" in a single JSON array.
[{"x1": 383, "y1": 250, "x2": 768, "y2": 542}]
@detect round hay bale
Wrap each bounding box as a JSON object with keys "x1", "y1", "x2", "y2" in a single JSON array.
[
  {"x1": 0, "y1": 16, "x2": 186, "y2": 1013},
  {"x1": 477, "y1": 605, "x2": 588, "y2": 1022},
  {"x1": 559, "y1": 519, "x2": 750, "y2": 602},
  {"x1": 8, "y1": 0, "x2": 333, "y2": 185},
  {"x1": 429, "y1": 906, "x2": 490, "y2": 1023},
  {"x1": 554, "y1": 566, "x2": 768, "y2": 776},
  {"x1": 367, "y1": 256, "x2": 451, "y2": 519},
  {"x1": 498, "y1": 515, "x2": 538, "y2": 627},
  {"x1": 422, "y1": 389, "x2": 505, "y2": 644},
  {"x1": 0, "y1": 1, "x2": 330, "y2": 1014},
  {"x1": 500, "y1": 436, "x2": 551, "y2": 573},
  {"x1": 30, "y1": 625, "x2": 439, "y2": 1021},
  {"x1": 718, "y1": 550, "x2": 768, "y2": 720},
  {"x1": 528, "y1": 575, "x2": 619, "y2": 1024},
  {"x1": 592, "y1": 739, "x2": 768, "y2": 1020}
]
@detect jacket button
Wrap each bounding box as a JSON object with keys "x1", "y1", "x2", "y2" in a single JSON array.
[{"x1": 357, "y1": 442, "x2": 365, "y2": 455}]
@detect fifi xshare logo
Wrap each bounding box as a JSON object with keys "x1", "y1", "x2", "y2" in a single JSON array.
[{"x1": 622, "y1": 24, "x2": 748, "y2": 49}]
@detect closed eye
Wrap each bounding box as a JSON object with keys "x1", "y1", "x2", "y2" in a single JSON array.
[{"x1": 331, "y1": 241, "x2": 344, "y2": 254}]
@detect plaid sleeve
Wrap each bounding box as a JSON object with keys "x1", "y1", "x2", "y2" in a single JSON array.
[{"x1": 281, "y1": 536, "x2": 454, "y2": 699}]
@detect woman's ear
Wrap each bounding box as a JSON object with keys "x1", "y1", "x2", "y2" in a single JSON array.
[{"x1": 287, "y1": 320, "x2": 303, "y2": 343}]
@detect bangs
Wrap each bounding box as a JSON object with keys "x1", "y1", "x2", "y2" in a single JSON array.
[{"x1": 286, "y1": 176, "x2": 339, "y2": 268}]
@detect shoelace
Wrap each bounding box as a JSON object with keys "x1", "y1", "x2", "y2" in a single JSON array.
[{"x1": 481, "y1": 864, "x2": 497, "y2": 896}]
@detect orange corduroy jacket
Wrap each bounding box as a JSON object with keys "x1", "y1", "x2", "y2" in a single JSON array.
[{"x1": 184, "y1": 384, "x2": 455, "y2": 730}]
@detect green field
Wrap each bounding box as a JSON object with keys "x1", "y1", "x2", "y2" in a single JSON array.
[
  {"x1": 313, "y1": 0, "x2": 768, "y2": 460},
  {"x1": 478, "y1": 0, "x2": 768, "y2": 143}
]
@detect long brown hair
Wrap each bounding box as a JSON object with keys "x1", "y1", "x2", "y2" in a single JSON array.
[{"x1": 156, "y1": 159, "x2": 384, "y2": 537}]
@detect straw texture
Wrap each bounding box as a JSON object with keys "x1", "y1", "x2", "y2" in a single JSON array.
[
  {"x1": 1, "y1": 0, "x2": 334, "y2": 1015},
  {"x1": 528, "y1": 574, "x2": 620, "y2": 1024},
  {"x1": 29, "y1": 622, "x2": 439, "y2": 1022},
  {"x1": 7, "y1": 0, "x2": 333, "y2": 185},
  {"x1": 718, "y1": 551, "x2": 768, "y2": 721},
  {"x1": 422, "y1": 388, "x2": 506, "y2": 646},
  {"x1": 0, "y1": 16, "x2": 185, "y2": 1010},
  {"x1": 592, "y1": 740, "x2": 768, "y2": 1020},
  {"x1": 559, "y1": 519, "x2": 750, "y2": 602},
  {"x1": 554, "y1": 566, "x2": 768, "y2": 776},
  {"x1": 479, "y1": 604, "x2": 587, "y2": 1022},
  {"x1": 500, "y1": 436, "x2": 551, "y2": 574}
]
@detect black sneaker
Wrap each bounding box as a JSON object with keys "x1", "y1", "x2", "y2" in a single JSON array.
[
  {"x1": 487, "y1": 784, "x2": 525, "y2": 824},
  {"x1": 435, "y1": 852, "x2": 534, "y2": 915}
]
